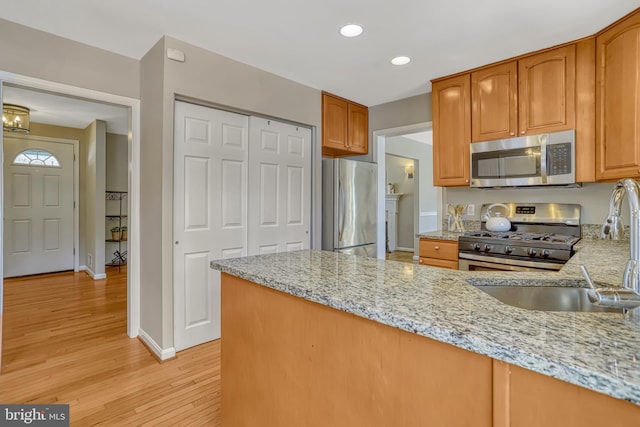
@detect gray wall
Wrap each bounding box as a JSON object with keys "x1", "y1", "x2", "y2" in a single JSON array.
[
  {"x1": 386, "y1": 135, "x2": 438, "y2": 215},
  {"x1": 139, "y1": 38, "x2": 165, "y2": 347},
  {"x1": 106, "y1": 133, "x2": 129, "y2": 192},
  {"x1": 386, "y1": 134, "x2": 439, "y2": 256},
  {"x1": 0, "y1": 19, "x2": 139, "y2": 99},
  {"x1": 83, "y1": 120, "x2": 106, "y2": 277},
  {"x1": 138, "y1": 36, "x2": 323, "y2": 349},
  {"x1": 385, "y1": 155, "x2": 414, "y2": 249}
]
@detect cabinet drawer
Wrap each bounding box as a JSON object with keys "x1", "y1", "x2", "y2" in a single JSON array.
[
  {"x1": 419, "y1": 239, "x2": 458, "y2": 261},
  {"x1": 419, "y1": 257, "x2": 459, "y2": 270}
]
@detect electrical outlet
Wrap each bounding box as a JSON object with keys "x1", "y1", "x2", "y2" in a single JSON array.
[{"x1": 467, "y1": 204, "x2": 475, "y2": 216}]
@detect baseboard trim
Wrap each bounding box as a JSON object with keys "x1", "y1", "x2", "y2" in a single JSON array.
[
  {"x1": 395, "y1": 247, "x2": 414, "y2": 252},
  {"x1": 138, "y1": 328, "x2": 176, "y2": 361},
  {"x1": 82, "y1": 265, "x2": 107, "y2": 280}
]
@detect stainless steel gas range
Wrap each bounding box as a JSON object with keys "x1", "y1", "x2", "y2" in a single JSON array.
[{"x1": 458, "y1": 203, "x2": 581, "y2": 272}]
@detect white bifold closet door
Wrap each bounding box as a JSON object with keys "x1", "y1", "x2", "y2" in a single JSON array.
[
  {"x1": 173, "y1": 101, "x2": 311, "y2": 351},
  {"x1": 247, "y1": 117, "x2": 311, "y2": 255}
]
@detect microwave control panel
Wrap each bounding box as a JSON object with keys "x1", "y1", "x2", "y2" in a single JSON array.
[{"x1": 548, "y1": 143, "x2": 572, "y2": 175}]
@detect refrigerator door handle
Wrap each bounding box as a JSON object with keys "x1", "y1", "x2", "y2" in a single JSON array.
[{"x1": 338, "y1": 177, "x2": 345, "y2": 242}]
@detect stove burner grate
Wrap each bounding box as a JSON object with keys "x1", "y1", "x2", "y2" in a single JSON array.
[{"x1": 463, "y1": 231, "x2": 579, "y2": 245}]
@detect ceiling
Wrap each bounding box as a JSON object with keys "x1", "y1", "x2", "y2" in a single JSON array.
[
  {"x1": 0, "y1": 1, "x2": 639, "y2": 129},
  {"x1": 3, "y1": 85, "x2": 129, "y2": 135}
]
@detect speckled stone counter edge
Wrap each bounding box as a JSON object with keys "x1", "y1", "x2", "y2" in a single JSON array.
[{"x1": 211, "y1": 242, "x2": 640, "y2": 406}]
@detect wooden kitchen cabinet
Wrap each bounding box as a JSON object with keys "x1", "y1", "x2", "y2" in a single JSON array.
[
  {"x1": 518, "y1": 45, "x2": 576, "y2": 135},
  {"x1": 496, "y1": 362, "x2": 640, "y2": 426},
  {"x1": 471, "y1": 45, "x2": 576, "y2": 143},
  {"x1": 321, "y1": 91, "x2": 368, "y2": 157},
  {"x1": 595, "y1": 9, "x2": 640, "y2": 181},
  {"x1": 419, "y1": 238, "x2": 458, "y2": 270},
  {"x1": 432, "y1": 74, "x2": 471, "y2": 186},
  {"x1": 222, "y1": 273, "x2": 493, "y2": 426},
  {"x1": 471, "y1": 61, "x2": 518, "y2": 142},
  {"x1": 222, "y1": 273, "x2": 640, "y2": 426}
]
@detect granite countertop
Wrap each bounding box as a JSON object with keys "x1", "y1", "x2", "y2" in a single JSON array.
[
  {"x1": 416, "y1": 230, "x2": 465, "y2": 241},
  {"x1": 210, "y1": 238, "x2": 640, "y2": 406}
]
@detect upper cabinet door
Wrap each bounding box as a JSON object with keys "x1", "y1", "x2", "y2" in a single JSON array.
[
  {"x1": 347, "y1": 102, "x2": 368, "y2": 155},
  {"x1": 432, "y1": 74, "x2": 471, "y2": 186},
  {"x1": 322, "y1": 92, "x2": 369, "y2": 157},
  {"x1": 595, "y1": 10, "x2": 640, "y2": 181},
  {"x1": 322, "y1": 93, "x2": 348, "y2": 152},
  {"x1": 471, "y1": 61, "x2": 517, "y2": 142},
  {"x1": 518, "y1": 45, "x2": 576, "y2": 135}
]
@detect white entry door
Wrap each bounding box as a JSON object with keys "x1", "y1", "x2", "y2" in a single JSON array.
[
  {"x1": 248, "y1": 117, "x2": 311, "y2": 255},
  {"x1": 3, "y1": 137, "x2": 75, "y2": 277},
  {"x1": 173, "y1": 101, "x2": 248, "y2": 351}
]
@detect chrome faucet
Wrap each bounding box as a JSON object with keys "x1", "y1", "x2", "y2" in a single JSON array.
[
  {"x1": 584, "y1": 178, "x2": 640, "y2": 320},
  {"x1": 600, "y1": 183, "x2": 626, "y2": 239}
]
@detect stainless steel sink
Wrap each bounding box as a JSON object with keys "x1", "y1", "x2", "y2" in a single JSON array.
[{"x1": 467, "y1": 279, "x2": 622, "y2": 313}]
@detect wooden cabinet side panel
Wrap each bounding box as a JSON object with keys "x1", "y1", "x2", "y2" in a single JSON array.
[
  {"x1": 518, "y1": 45, "x2": 576, "y2": 135},
  {"x1": 509, "y1": 364, "x2": 640, "y2": 426},
  {"x1": 471, "y1": 61, "x2": 518, "y2": 142},
  {"x1": 432, "y1": 75, "x2": 471, "y2": 186},
  {"x1": 221, "y1": 274, "x2": 493, "y2": 427},
  {"x1": 348, "y1": 103, "x2": 369, "y2": 154},
  {"x1": 492, "y1": 359, "x2": 511, "y2": 427},
  {"x1": 322, "y1": 93, "x2": 348, "y2": 152},
  {"x1": 596, "y1": 11, "x2": 640, "y2": 180},
  {"x1": 575, "y1": 37, "x2": 596, "y2": 182}
]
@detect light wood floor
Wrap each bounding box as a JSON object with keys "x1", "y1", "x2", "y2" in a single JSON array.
[
  {"x1": 0, "y1": 268, "x2": 221, "y2": 426},
  {"x1": 386, "y1": 250, "x2": 417, "y2": 264}
]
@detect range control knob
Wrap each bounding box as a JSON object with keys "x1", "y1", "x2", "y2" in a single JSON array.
[
  {"x1": 527, "y1": 248, "x2": 537, "y2": 257},
  {"x1": 542, "y1": 249, "x2": 551, "y2": 258},
  {"x1": 472, "y1": 243, "x2": 481, "y2": 251},
  {"x1": 504, "y1": 246, "x2": 513, "y2": 254},
  {"x1": 483, "y1": 244, "x2": 492, "y2": 252}
]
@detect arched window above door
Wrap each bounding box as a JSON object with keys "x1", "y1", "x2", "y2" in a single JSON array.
[{"x1": 12, "y1": 149, "x2": 61, "y2": 167}]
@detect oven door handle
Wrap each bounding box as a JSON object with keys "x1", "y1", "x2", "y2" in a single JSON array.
[{"x1": 540, "y1": 134, "x2": 548, "y2": 184}]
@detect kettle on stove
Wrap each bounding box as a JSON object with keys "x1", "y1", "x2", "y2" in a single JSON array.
[{"x1": 485, "y1": 203, "x2": 511, "y2": 232}]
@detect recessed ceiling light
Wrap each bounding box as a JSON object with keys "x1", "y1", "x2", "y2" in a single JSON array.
[
  {"x1": 340, "y1": 24, "x2": 364, "y2": 38},
  {"x1": 391, "y1": 56, "x2": 411, "y2": 66}
]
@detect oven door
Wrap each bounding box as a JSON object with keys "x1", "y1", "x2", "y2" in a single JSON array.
[{"x1": 458, "y1": 253, "x2": 563, "y2": 272}]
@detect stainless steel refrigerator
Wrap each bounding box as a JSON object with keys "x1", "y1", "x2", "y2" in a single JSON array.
[{"x1": 322, "y1": 158, "x2": 377, "y2": 257}]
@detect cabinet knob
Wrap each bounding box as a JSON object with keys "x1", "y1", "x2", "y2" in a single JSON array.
[
  {"x1": 434, "y1": 246, "x2": 440, "y2": 250},
  {"x1": 419, "y1": 259, "x2": 423, "y2": 264},
  {"x1": 520, "y1": 131, "x2": 525, "y2": 135},
  {"x1": 465, "y1": 179, "x2": 470, "y2": 183},
  {"x1": 510, "y1": 132, "x2": 515, "y2": 136}
]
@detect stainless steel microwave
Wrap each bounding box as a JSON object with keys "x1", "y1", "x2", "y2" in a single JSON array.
[{"x1": 470, "y1": 130, "x2": 575, "y2": 188}]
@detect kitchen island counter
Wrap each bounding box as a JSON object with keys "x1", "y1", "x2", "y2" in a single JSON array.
[{"x1": 211, "y1": 240, "x2": 640, "y2": 424}]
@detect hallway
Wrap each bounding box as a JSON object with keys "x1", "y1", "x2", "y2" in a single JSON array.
[{"x1": 0, "y1": 268, "x2": 220, "y2": 425}]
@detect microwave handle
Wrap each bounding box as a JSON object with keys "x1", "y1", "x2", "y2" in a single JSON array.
[{"x1": 540, "y1": 134, "x2": 548, "y2": 184}]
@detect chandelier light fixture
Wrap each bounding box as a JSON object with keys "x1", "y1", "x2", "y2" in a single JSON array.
[{"x1": 2, "y1": 104, "x2": 30, "y2": 133}]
